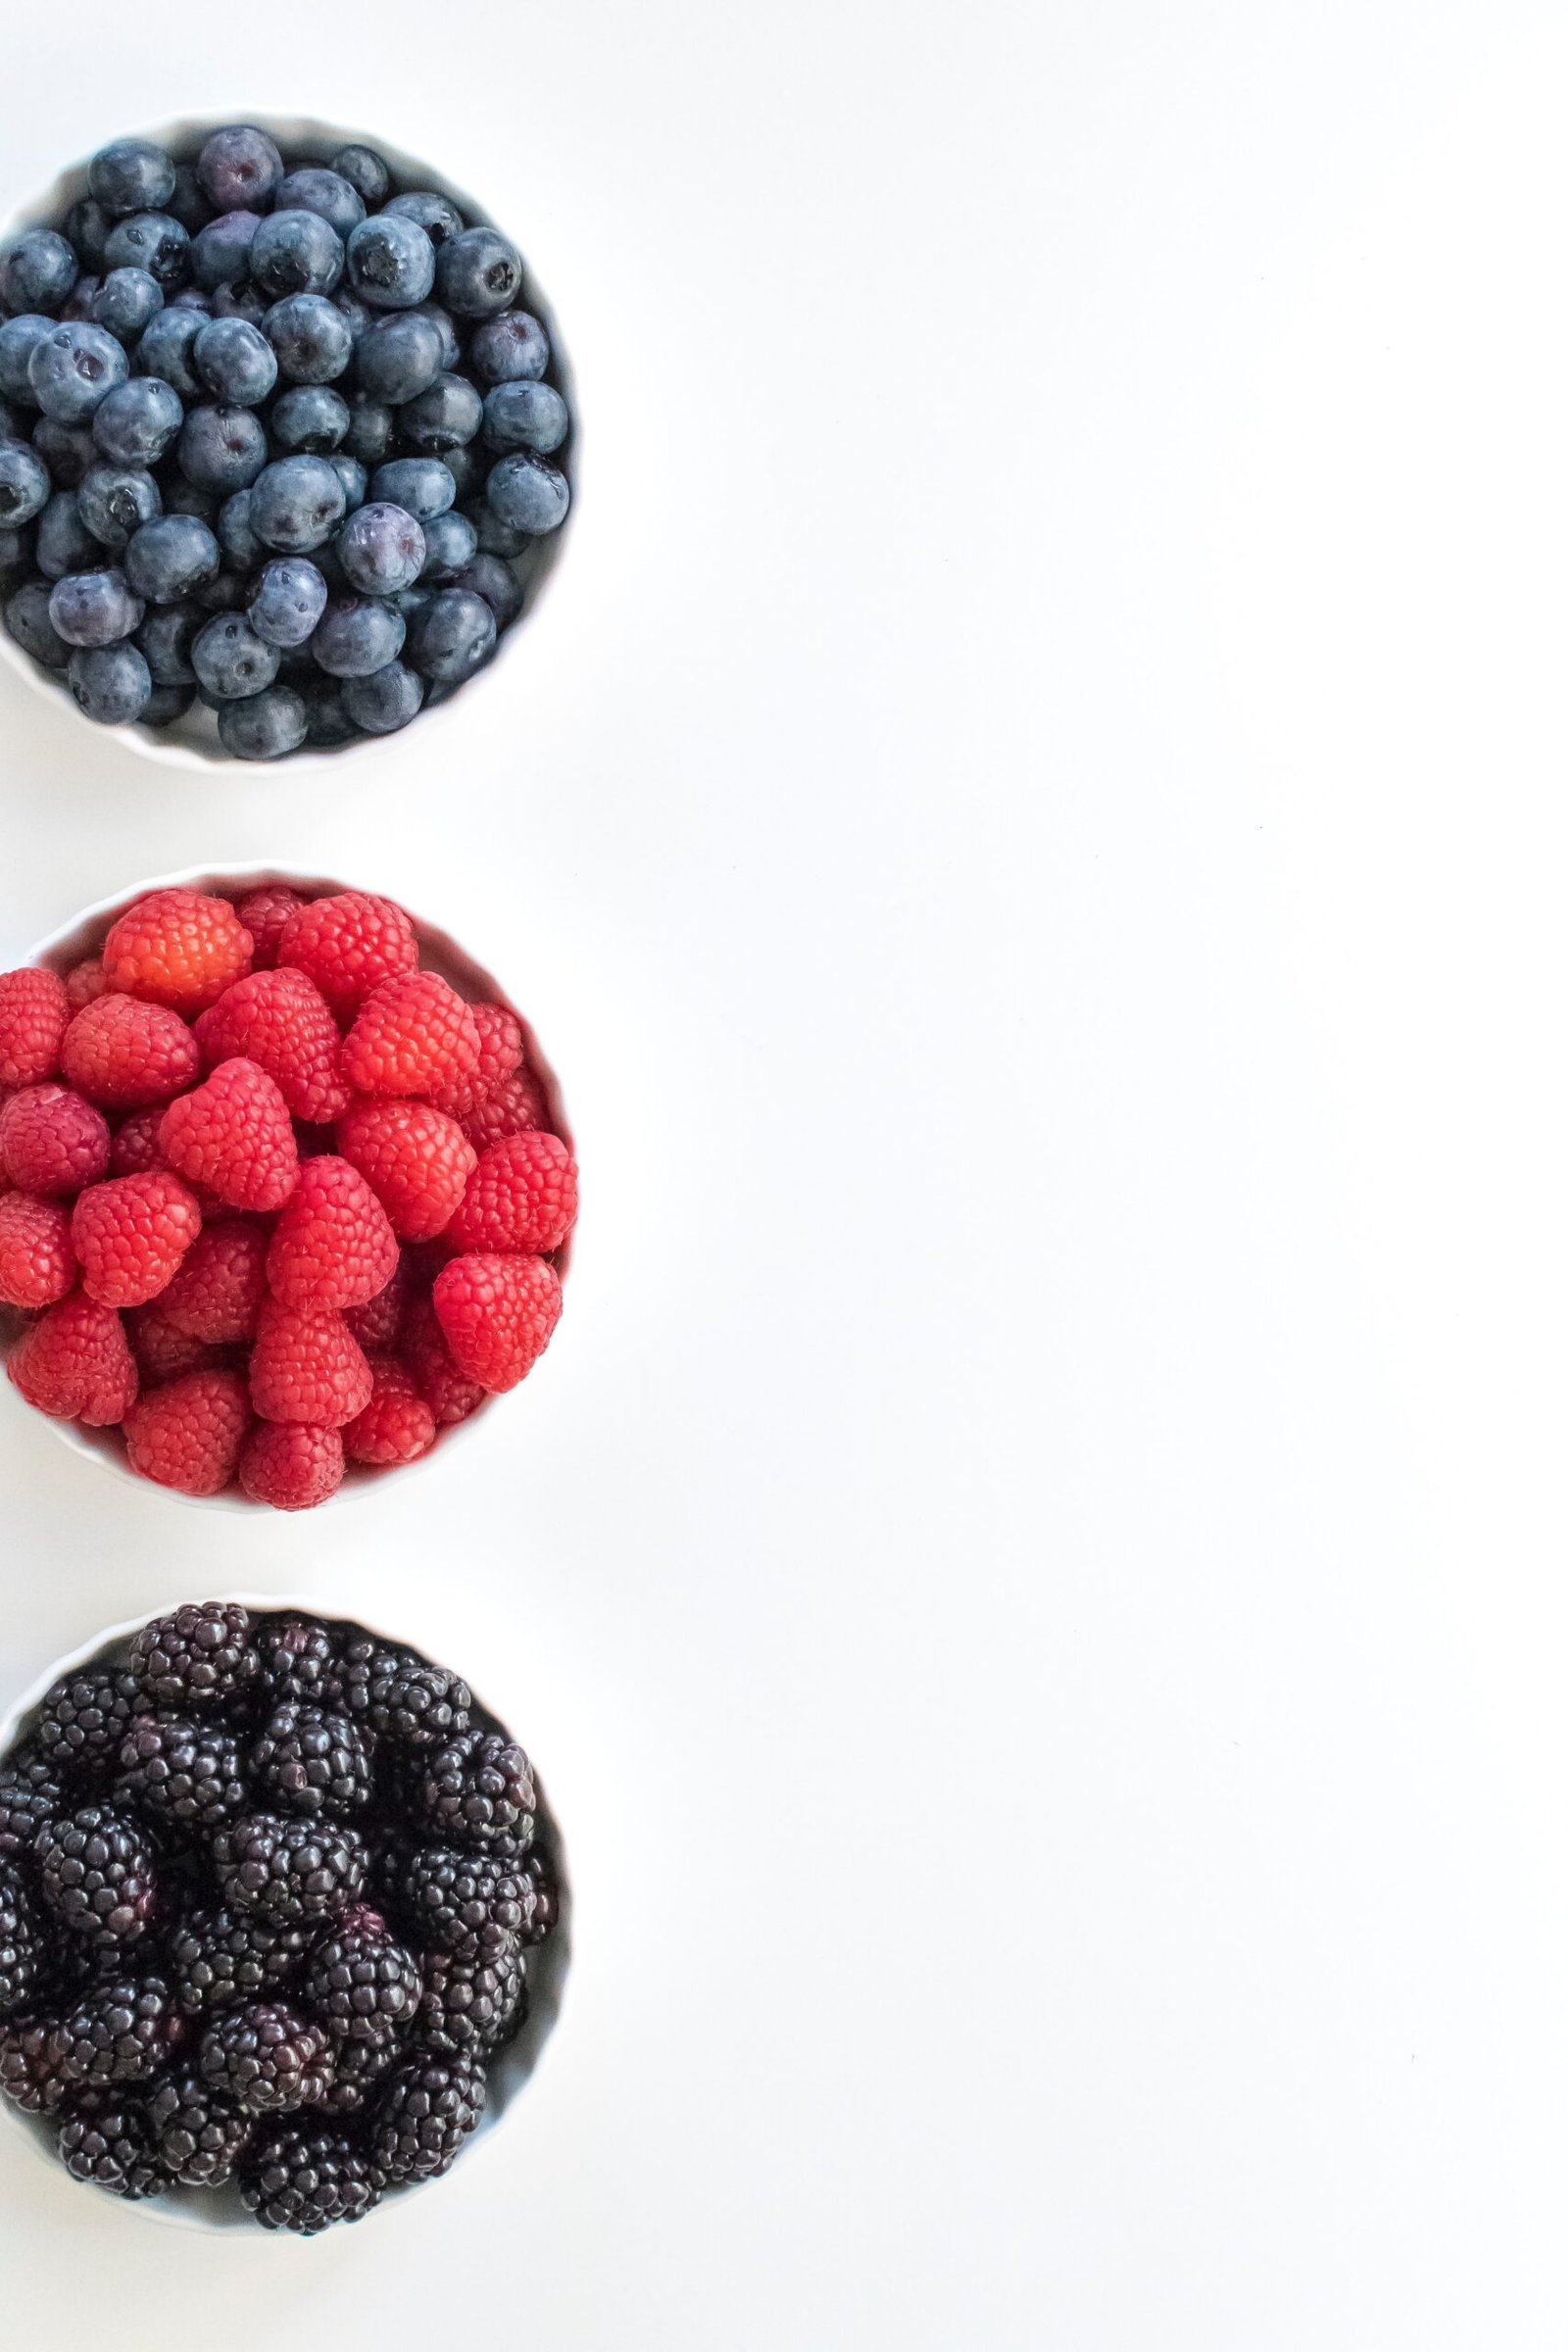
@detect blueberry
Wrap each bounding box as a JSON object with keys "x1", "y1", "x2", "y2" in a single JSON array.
[
  {"x1": 439, "y1": 442, "x2": 482, "y2": 501},
  {"x1": 248, "y1": 555, "x2": 328, "y2": 646},
  {"x1": 251, "y1": 211, "x2": 344, "y2": 300},
  {"x1": 342, "y1": 396, "x2": 394, "y2": 466},
  {"x1": 216, "y1": 488, "x2": 261, "y2": 566},
  {"x1": 123, "y1": 513, "x2": 220, "y2": 604},
  {"x1": 270, "y1": 385, "x2": 348, "y2": 453},
  {"x1": 34, "y1": 491, "x2": 99, "y2": 578},
  {"x1": 194, "y1": 568, "x2": 250, "y2": 612},
  {"x1": 87, "y1": 138, "x2": 176, "y2": 219},
  {"x1": 135, "y1": 308, "x2": 205, "y2": 396},
  {"x1": 6, "y1": 579, "x2": 71, "y2": 667},
  {"x1": 466, "y1": 498, "x2": 530, "y2": 558},
  {"x1": 191, "y1": 210, "x2": 261, "y2": 291},
  {"x1": 354, "y1": 311, "x2": 445, "y2": 405},
  {"x1": 249, "y1": 454, "x2": 347, "y2": 552},
  {"x1": 0, "y1": 230, "x2": 78, "y2": 316},
  {"x1": 435, "y1": 226, "x2": 523, "y2": 318},
  {"x1": 169, "y1": 287, "x2": 215, "y2": 314},
  {"x1": 27, "y1": 322, "x2": 129, "y2": 422},
  {"x1": 92, "y1": 376, "x2": 183, "y2": 467},
  {"x1": 143, "y1": 682, "x2": 195, "y2": 726},
  {"x1": 383, "y1": 190, "x2": 464, "y2": 247},
  {"x1": 48, "y1": 565, "x2": 142, "y2": 646},
  {"x1": 341, "y1": 660, "x2": 423, "y2": 733},
  {"x1": 93, "y1": 267, "x2": 164, "y2": 340},
  {"x1": 136, "y1": 599, "x2": 202, "y2": 683},
  {"x1": 60, "y1": 274, "x2": 104, "y2": 324},
  {"x1": 468, "y1": 309, "x2": 549, "y2": 384},
  {"x1": 191, "y1": 610, "x2": 280, "y2": 699},
  {"x1": 338, "y1": 500, "x2": 425, "y2": 595},
  {"x1": 0, "y1": 316, "x2": 53, "y2": 403},
  {"x1": 0, "y1": 443, "x2": 51, "y2": 528},
  {"x1": 103, "y1": 213, "x2": 189, "y2": 288},
  {"x1": 300, "y1": 675, "x2": 358, "y2": 745},
  {"x1": 0, "y1": 524, "x2": 31, "y2": 587},
  {"x1": 346, "y1": 214, "x2": 435, "y2": 311},
  {"x1": 481, "y1": 378, "x2": 568, "y2": 456},
  {"x1": 167, "y1": 167, "x2": 212, "y2": 237},
  {"x1": 386, "y1": 582, "x2": 434, "y2": 623},
  {"x1": 274, "y1": 168, "x2": 366, "y2": 243},
  {"x1": 197, "y1": 126, "x2": 283, "y2": 215},
  {"x1": 401, "y1": 370, "x2": 482, "y2": 452},
  {"x1": 332, "y1": 287, "x2": 375, "y2": 340},
  {"x1": 369, "y1": 456, "x2": 455, "y2": 521},
  {"x1": 68, "y1": 641, "x2": 152, "y2": 723},
  {"x1": 311, "y1": 534, "x2": 349, "y2": 594},
  {"x1": 417, "y1": 508, "x2": 477, "y2": 583},
  {"x1": 485, "y1": 451, "x2": 569, "y2": 535},
  {"x1": 162, "y1": 476, "x2": 220, "y2": 521},
  {"x1": 327, "y1": 452, "x2": 367, "y2": 513},
  {"x1": 310, "y1": 594, "x2": 405, "y2": 677},
  {"x1": 406, "y1": 586, "x2": 496, "y2": 684},
  {"x1": 77, "y1": 464, "x2": 161, "y2": 549},
  {"x1": 65, "y1": 198, "x2": 115, "y2": 271},
  {"x1": 264, "y1": 292, "x2": 352, "y2": 384},
  {"x1": 218, "y1": 681, "x2": 309, "y2": 759},
  {"x1": 193, "y1": 316, "x2": 277, "y2": 406},
  {"x1": 453, "y1": 550, "x2": 525, "y2": 627},
  {"x1": 329, "y1": 145, "x2": 390, "y2": 209},
  {"x1": 213, "y1": 279, "x2": 270, "y2": 327},
  {"x1": 177, "y1": 403, "x2": 268, "y2": 492},
  {"x1": 407, "y1": 302, "x2": 461, "y2": 369}
]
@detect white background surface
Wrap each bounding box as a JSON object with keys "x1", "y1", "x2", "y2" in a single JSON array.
[{"x1": 0, "y1": 2, "x2": 1565, "y2": 2344}]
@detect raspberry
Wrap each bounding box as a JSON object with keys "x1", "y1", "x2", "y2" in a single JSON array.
[
  {"x1": 8, "y1": 1294, "x2": 138, "y2": 1423},
  {"x1": 233, "y1": 885, "x2": 307, "y2": 970},
  {"x1": 336, "y1": 1098, "x2": 475, "y2": 1241},
  {"x1": 238, "y1": 1420, "x2": 345, "y2": 1510},
  {"x1": 456, "y1": 1065, "x2": 551, "y2": 1152},
  {"x1": 64, "y1": 957, "x2": 109, "y2": 1012},
  {"x1": 0, "y1": 1084, "x2": 111, "y2": 1196},
  {"x1": 343, "y1": 1250, "x2": 409, "y2": 1350},
  {"x1": 0, "y1": 966, "x2": 69, "y2": 1087},
  {"x1": 123, "y1": 1303, "x2": 226, "y2": 1383},
  {"x1": 432, "y1": 1252, "x2": 562, "y2": 1393},
  {"x1": 400, "y1": 1293, "x2": 486, "y2": 1426},
  {"x1": 447, "y1": 1131, "x2": 577, "y2": 1254},
  {"x1": 342, "y1": 1355, "x2": 436, "y2": 1466},
  {"x1": 158, "y1": 1058, "x2": 299, "y2": 1211},
  {"x1": 428, "y1": 1002, "x2": 524, "y2": 1116},
  {"x1": 266, "y1": 1155, "x2": 399, "y2": 1310},
  {"x1": 0, "y1": 1195, "x2": 75, "y2": 1307},
  {"x1": 108, "y1": 1105, "x2": 170, "y2": 1178},
  {"x1": 275, "y1": 892, "x2": 418, "y2": 1018},
  {"x1": 62, "y1": 994, "x2": 202, "y2": 1110},
  {"x1": 193, "y1": 968, "x2": 351, "y2": 1123},
  {"x1": 249, "y1": 1299, "x2": 373, "y2": 1427},
  {"x1": 340, "y1": 972, "x2": 482, "y2": 1100},
  {"x1": 122, "y1": 1368, "x2": 251, "y2": 1496},
  {"x1": 71, "y1": 1172, "x2": 202, "y2": 1307},
  {"x1": 101, "y1": 888, "x2": 255, "y2": 1013},
  {"x1": 158, "y1": 1219, "x2": 269, "y2": 1343}
]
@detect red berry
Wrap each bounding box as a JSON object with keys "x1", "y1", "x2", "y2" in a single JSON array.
[
  {"x1": 447, "y1": 1132, "x2": 577, "y2": 1255},
  {"x1": 109, "y1": 1107, "x2": 169, "y2": 1179},
  {"x1": 0, "y1": 1196, "x2": 76, "y2": 1307},
  {"x1": 64, "y1": 957, "x2": 110, "y2": 1013},
  {"x1": 456, "y1": 1067, "x2": 551, "y2": 1152},
  {"x1": 428, "y1": 1003, "x2": 524, "y2": 1117},
  {"x1": 336, "y1": 1099, "x2": 475, "y2": 1242},
  {"x1": 61, "y1": 995, "x2": 202, "y2": 1110},
  {"x1": 340, "y1": 972, "x2": 481, "y2": 1100},
  {"x1": 232, "y1": 886, "x2": 307, "y2": 971},
  {"x1": 343, "y1": 1354, "x2": 436, "y2": 1466},
  {"x1": 71, "y1": 1172, "x2": 202, "y2": 1308},
  {"x1": 7, "y1": 1293, "x2": 138, "y2": 1424},
  {"x1": 101, "y1": 889, "x2": 254, "y2": 1013},
  {"x1": 237, "y1": 1419, "x2": 344, "y2": 1509},
  {"x1": 0, "y1": 1085, "x2": 111, "y2": 1196},
  {"x1": 266, "y1": 1155, "x2": 399, "y2": 1310},
  {"x1": 343, "y1": 1251, "x2": 410, "y2": 1351},
  {"x1": 122, "y1": 1367, "x2": 251, "y2": 1496},
  {"x1": 158, "y1": 1219, "x2": 270, "y2": 1344},
  {"x1": 193, "y1": 968, "x2": 351, "y2": 1123},
  {"x1": 123, "y1": 1303, "x2": 228, "y2": 1383},
  {"x1": 431, "y1": 1252, "x2": 562, "y2": 1393},
  {"x1": 399, "y1": 1293, "x2": 486, "y2": 1426},
  {"x1": 0, "y1": 967, "x2": 69, "y2": 1088},
  {"x1": 249, "y1": 1298, "x2": 373, "y2": 1427},
  {"x1": 275, "y1": 892, "x2": 418, "y2": 1019},
  {"x1": 158, "y1": 1058, "x2": 299, "y2": 1212}
]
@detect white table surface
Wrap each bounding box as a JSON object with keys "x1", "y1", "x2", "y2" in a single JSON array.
[{"x1": 3, "y1": 3, "x2": 1567, "y2": 2344}]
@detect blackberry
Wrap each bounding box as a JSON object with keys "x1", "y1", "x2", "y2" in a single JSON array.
[
  {"x1": 336, "y1": 1633, "x2": 403, "y2": 1723},
  {"x1": 251, "y1": 1704, "x2": 372, "y2": 1819},
  {"x1": 362, "y1": 1655, "x2": 470, "y2": 1749},
  {"x1": 304, "y1": 1907, "x2": 420, "y2": 2047},
  {"x1": 146, "y1": 2062, "x2": 253, "y2": 2184},
  {"x1": 316, "y1": 2031, "x2": 399, "y2": 2117},
  {"x1": 169, "y1": 1904, "x2": 307, "y2": 2016},
  {"x1": 34, "y1": 1805, "x2": 157, "y2": 1948},
  {"x1": 199, "y1": 1999, "x2": 333, "y2": 2114},
  {"x1": 129, "y1": 1601, "x2": 259, "y2": 1711},
  {"x1": 416, "y1": 1942, "x2": 525, "y2": 2058},
  {"x1": 57, "y1": 2100, "x2": 163, "y2": 2198},
  {"x1": 367, "y1": 2048, "x2": 485, "y2": 2184},
  {"x1": 0, "y1": 2017, "x2": 74, "y2": 2112},
  {"x1": 30, "y1": 1665, "x2": 140, "y2": 1778},
  {"x1": 116, "y1": 1713, "x2": 249, "y2": 1834},
  {"x1": 212, "y1": 1811, "x2": 368, "y2": 1922},
  {"x1": 58, "y1": 1974, "x2": 180, "y2": 2085},
  {"x1": 0, "y1": 1861, "x2": 45, "y2": 2015},
  {"x1": 0, "y1": 1751, "x2": 63, "y2": 1857},
  {"x1": 397, "y1": 1842, "x2": 543, "y2": 1960},
  {"x1": 242, "y1": 2120, "x2": 381, "y2": 2232},
  {"x1": 418, "y1": 1730, "x2": 535, "y2": 1851},
  {"x1": 256, "y1": 1613, "x2": 344, "y2": 1709}
]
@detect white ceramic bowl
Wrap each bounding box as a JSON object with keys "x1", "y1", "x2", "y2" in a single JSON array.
[
  {"x1": 0, "y1": 862, "x2": 574, "y2": 1509},
  {"x1": 0, "y1": 113, "x2": 577, "y2": 771},
  {"x1": 0, "y1": 1593, "x2": 571, "y2": 2233}
]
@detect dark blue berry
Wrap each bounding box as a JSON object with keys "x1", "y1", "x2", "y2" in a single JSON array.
[
  {"x1": 327, "y1": 454, "x2": 367, "y2": 514},
  {"x1": 264, "y1": 294, "x2": 352, "y2": 385},
  {"x1": 248, "y1": 556, "x2": 328, "y2": 647},
  {"x1": 197, "y1": 127, "x2": 283, "y2": 215},
  {"x1": 406, "y1": 587, "x2": 496, "y2": 684},
  {"x1": 0, "y1": 317, "x2": 52, "y2": 403},
  {"x1": 33, "y1": 417, "x2": 97, "y2": 487},
  {"x1": 28, "y1": 321, "x2": 128, "y2": 422},
  {"x1": 386, "y1": 582, "x2": 434, "y2": 622},
  {"x1": 384, "y1": 191, "x2": 464, "y2": 247},
  {"x1": 369, "y1": 456, "x2": 455, "y2": 521},
  {"x1": 195, "y1": 568, "x2": 250, "y2": 612},
  {"x1": 162, "y1": 474, "x2": 220, "y2": 521},
  {"x1": 213, "y1": 279, "x2": 270, "y2": 327},
  {"x1": 34, "y1": 490, "x2": 98, "y2": 577},
  {"x1": 93, "y1": 268, "x2": 164, "y2": 340},
  {"x1": 329, "y1": 146, "x2": 389, "y2": 209},
  {"x1": 0, "y1": 523, "x2": 30, "y2": 586},
  {"x1": 439, "y1": 442, "x2": 483, "y2": 502},
  {"x1": 274, "y1": 170, "x2": 365, "y2": 243},
  {"x1": 417, "y1": 508, "x2": 477, "y2": 583},
  {"x1": 346, "y1": 215, "x2": 435, "y2": 312},
  {"x1": 49, "y1": 566, "x2": 142, "y2": 645},
  {"x1": 0, "y1": 444, "x2": 51, "y2": 528},
  {"x1": 191, "y1": 610, "x2": 279, "y2": 699},
  {"x1": 77, "y1": 465, "x2": 161, "y2": 550},
  {"x1": 251, "y1": 212, "x2": 344, "y2": 301},
  {"x1": 338, "y1": 501, "x2": 425, "y2": 596},
  {"x1": 341, "y1": 660, "x2": 423, "y2": 733},
  {"x1": 481, "y1": 378, "x2": 567, "y2": 456},
  {"x1": 453, "y1": 551, "x2": 525, "y2": 627},
  {"x1": 103, "y1": 213, "x2": 188, "y2": 288},
  {"x1": 136, "y1": 601, "x2": 201, "y2": 683},
  {"x1": 401, "y1": 372, "x2": 482, "y2": 452},
  {"x1": 310, "y1": 594, "x2": 405, "y2": 677},
  {"x1": 468, "y1": 309, "x2": 549, "y2": 385},
  {"x1": 299, "y1": 678, "x2": 357, "y2": 746},
  {"x1": 434, "y1": 226, "x2": 522, "y2": 319},
  {"x1": 66, "y1": 199, "x2": 115, "y2": 270},
  {"x1": 194, "y1": 317, "x2": 277, "y2": 407},
  {"x1": 143, "y1": 682, "x2": 194, "y2": 725},
  {"x1": 60, "y1": 273, "x2": 103, "y2": 323},
  {"x1": 219, "y1": 682, "x2": 308, "y2": 758},
  {"x1": 92, "y1": 376, "x2": 183, "y2": 467},
  {"x1": 6, "y1": 579, "x2": 71, "y2": 667},
  {"x1": 217, "y1": 489, "x2": 261, "y2": 567},
  {"x1": 1, "y1": 230, "x2": 78, "y2": 316},
  {"x1": 167, "y1": 167, "x2": 212, "y2": 237},
  {"x1": 270, "y1": 386, "x2": 348, "y2": 453},
  {"x1": 191, "y1": 211, "x2": 261, "y2": 292},
  {"x1": 409, "y1": 303, "x2": 461, "y2": 369},
  {"x1": 123, "y1": 514, "x2": 220, "y2": 604},
  {"x1": 88, "y1": 138, "x2": 176, "y2": 220},
  {"x1": 465, "y1": 498, "x2": 529, "y2": 559},
  {"x1": 354, "y1": 312, "x2": 444, "y2": 406},
  {"x1": 249, "y1": 455, "x2": 347, "y2": 553},
  {"x1": 135, "y1": 308, "x2": 204, "y2": 397},
  {"x1": 170, "y1": 287, "x2": 215, "y2": 314},
  {"x1": 68, "y1": 640, "x2": 151, "y2": 722},
  {"x1": 178, "y1": 404, "x2": 268, "y2": 493},
  {"x1": 485, "y1": 452, "x2": 569, "y2": 535}
]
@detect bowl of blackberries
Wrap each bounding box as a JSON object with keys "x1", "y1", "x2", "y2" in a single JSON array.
[
  {"x1": 0, "y1": 1599, "x2": 568, "y2": 2232},
  {"x1": 0, "y1": 119, "x2": 574, "y2": 761}
]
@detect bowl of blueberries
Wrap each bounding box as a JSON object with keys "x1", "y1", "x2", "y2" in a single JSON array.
[{"x1": 0, "y1": 119, "x2": 575, "y2": 763}]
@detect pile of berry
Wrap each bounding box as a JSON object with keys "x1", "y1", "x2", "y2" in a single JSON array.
[
  {"x1": 0, "y1": 880, "x2": 576, "y2": 1507},
  {"x1": 0, "y1": 123, "x2": 570, "y2": 756},
  {"x1": 0, "y1": 1601, "x2": 559, "y2": 2232}
]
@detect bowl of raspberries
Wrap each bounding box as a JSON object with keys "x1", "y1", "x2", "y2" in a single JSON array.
[
  {"x1": 0, "y1": 868, "x2": 577, "y2": 1508},
  {"x1": 0, "y1": 118, "x2": 573, "y2": 761},
  {"x1": 0, "y1": 1598, "x2": 567, "y2": 2232}
]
